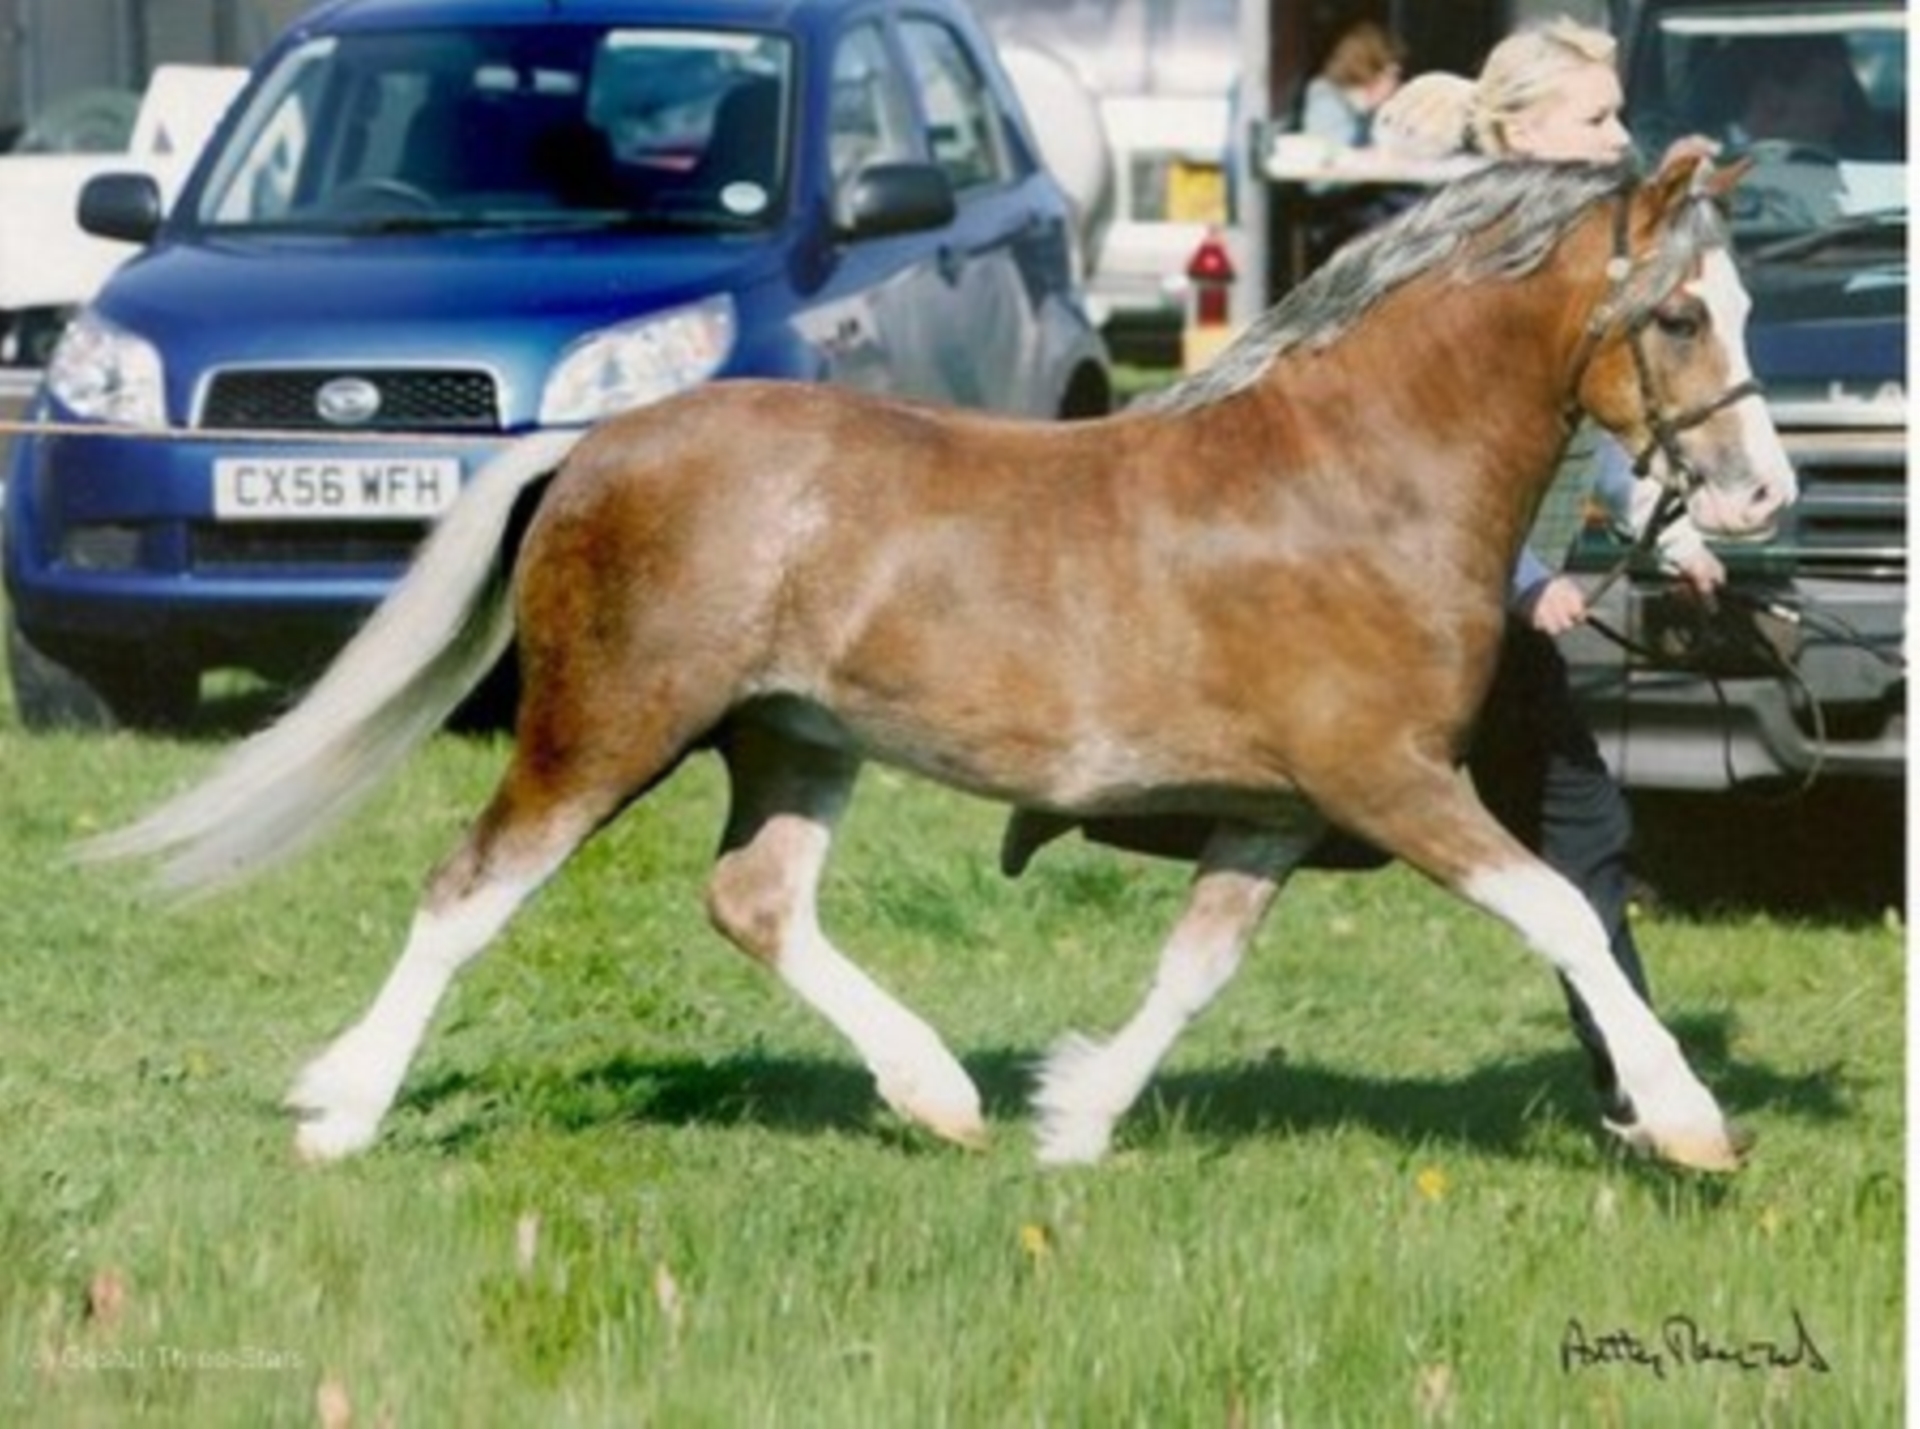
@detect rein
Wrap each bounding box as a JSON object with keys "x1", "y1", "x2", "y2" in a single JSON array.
[{"x1": 1581, "y1": 580, "x2": 1906, "y2": 797}]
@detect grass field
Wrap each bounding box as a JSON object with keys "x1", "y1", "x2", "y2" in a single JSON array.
[{"x1": 0, "y1": 670, "x2": 1905, "y2": 1426}]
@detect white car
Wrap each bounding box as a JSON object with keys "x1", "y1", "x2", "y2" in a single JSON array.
[
  {"x1": 1084, "y1": 92, "x2": 1229, "y2": 366},
  {"x1": 0, "y1": 65, "x2": 246, "y2": 366}
]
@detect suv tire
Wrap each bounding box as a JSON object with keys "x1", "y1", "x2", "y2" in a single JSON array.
[{"x1": 8, "y1": 616, "x2": 197, "y2": 732}]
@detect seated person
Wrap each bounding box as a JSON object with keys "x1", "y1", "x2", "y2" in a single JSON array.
[{"x1": 1715, "y1": 34, "x2": 1892, "y2": 158}]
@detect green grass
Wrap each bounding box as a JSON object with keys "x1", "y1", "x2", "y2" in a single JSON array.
[{"x1": 0, "y1": 688, "x2": 1903, "y2": 1425}]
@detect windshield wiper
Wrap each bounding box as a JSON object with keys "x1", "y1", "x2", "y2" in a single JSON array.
[
  {"x1": 355, "y1": 208, "x2": 763, "y2": 237},
  {"x1": 1749, "y1": 209, "x2": 1907, "y2": 264},
  {"x1": 328, "y1": 214, "x2": 504, "y2": 236},
  {"x1": 568, "y1": 206, "x2": 770, "y2": 236},
  {"x1": 211, "y1": 205, "x2": 766, "y2": 239}
]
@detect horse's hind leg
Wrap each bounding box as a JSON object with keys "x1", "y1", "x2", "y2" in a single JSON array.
[
  {"x1": 286, "y1": 768, "x2": 614, "y2": 1161},
  {"x1": 1034, "y1": 819, "x2": 1320, "y2": 1164},
  {"x1": 287, "y1": 848, "x2": 549, "y2": 1162},
  {"x1": 287, "y1": 709, "x2": 683, "y2": 1161},
  {"x1": 706, "y1": 726, "x2": 985, "y2": 1147}
]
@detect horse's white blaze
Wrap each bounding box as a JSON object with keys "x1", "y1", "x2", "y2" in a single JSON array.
[
  {"x1": 1682, "y1": 248, "x2": 1797, "y2": 536},
  {"x1": 289, "y1": 872, "x2": 540, "y2": 1161},
  {"x1": 1460, "y1": 861, "x2": 1729, "y2": 1142}
]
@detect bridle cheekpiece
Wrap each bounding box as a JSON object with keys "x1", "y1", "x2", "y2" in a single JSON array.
[{"x1": 1565, "y1": 179, "x2": 1765, "y2": 516}]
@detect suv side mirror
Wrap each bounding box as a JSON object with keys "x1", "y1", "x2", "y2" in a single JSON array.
[
  {"x1": 79, "y1": 173, "x2": 165, "y2": 245},
  {"x1": 839, "y1": 161, "x2": 957, "y2": 239}
]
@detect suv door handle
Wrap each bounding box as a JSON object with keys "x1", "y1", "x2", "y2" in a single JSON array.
[{"x1": 936, "y1": 244, "x2": 964, "y2": 285}]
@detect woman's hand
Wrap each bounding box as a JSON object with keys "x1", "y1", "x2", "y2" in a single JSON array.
[
  {"x1": 1526, "y1": 575, "x2": 1589, "y2": 635},
  {"x1": 1670, "y1": 547, "x2": 1727, "y2": 602}
]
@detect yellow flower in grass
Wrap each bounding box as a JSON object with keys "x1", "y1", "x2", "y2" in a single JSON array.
[
  {"x1": 1018, "y1": 1222, "x2": 1053, "y2": 1263},
  {"x1": 1415, "y1": 1165, "x2": 1449, "y2": 1203}
]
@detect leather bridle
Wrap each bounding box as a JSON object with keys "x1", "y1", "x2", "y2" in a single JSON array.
[{"x1": 1565, "y1": 185, "x2": 1766, "y2": 510}]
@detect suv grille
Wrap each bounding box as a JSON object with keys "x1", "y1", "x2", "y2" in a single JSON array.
[
  {"x1": 1775, "y1": 428, "x2": 1907, "y2": 581},
  {"x1": 190, "y1": 522, "x2": 429, "y2": 572},
  {"x1": 199, "y1": 369, "x2": 500, "y2": 432}
]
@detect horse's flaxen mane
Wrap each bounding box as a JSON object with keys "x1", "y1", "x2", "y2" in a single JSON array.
[{"x1": 1147, "y1": 158, "x2": 1728, "y2": 415}]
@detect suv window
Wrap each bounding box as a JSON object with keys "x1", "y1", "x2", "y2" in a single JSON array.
[
  {"x1": 900, "y1": 18, "x2": 1015, "y2": 191},
  {"x1": 195, "y1": 26, "x2": 795, "y2": 231},
  {"x1": 1625, "y1": 6, "x2": 1906, "y2": 238},
  {"x1": 828, "y1": 22, "x2": 918, "y2": 213}
]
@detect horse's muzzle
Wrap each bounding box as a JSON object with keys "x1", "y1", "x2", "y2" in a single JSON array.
[{"x1": 1687, "y1": 476, "x2": 1790, "y2": 542}]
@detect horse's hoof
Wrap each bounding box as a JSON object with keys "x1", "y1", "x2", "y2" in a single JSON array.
[
  {"x1": 929, "y1": 1114, "x2": 991, "y2": 1153},
  {"x1": 291, "y1": 1111, "x2": 379, "y2": 1164},
  {"x1": 892, "y1": 1104, "x2": 987, "y2": 1151},
  {"x1": 1649, "y1": 1123, "x2": 1751, "y2": 1174},
  {"x1": 286, "y1": 1061, "x2": 383, "y2": 1163},
  {"x1": 1033, "y1": 1114, "x2": 1113, "y2": 1167},
  {"x1": 877, "y1": 1067, "x2": 987, "y2": 1151}
]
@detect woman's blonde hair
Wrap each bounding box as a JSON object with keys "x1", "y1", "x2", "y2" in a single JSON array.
[
  {"x1": 1373, "y1": 17, "x2": 1617, "y2": 159},
  {"x1": 1373, "y1": 73, "x2": 1477, "y2": 159},
  {"x1": 1470, "y1": 18, "x2": 1617, "y2": 155}
]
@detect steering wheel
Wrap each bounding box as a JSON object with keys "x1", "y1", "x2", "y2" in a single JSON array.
[
  {"x1": 1744, "y1": 137, "x2": 1843, "y2": 167},
  {"x1": 1731, "y1": 139, "x2": 1846, "y2": 230}
]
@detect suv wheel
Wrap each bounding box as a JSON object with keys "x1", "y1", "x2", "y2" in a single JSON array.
[{"x1": 7, "y1": 616, "x2": 198, "y2": 732}]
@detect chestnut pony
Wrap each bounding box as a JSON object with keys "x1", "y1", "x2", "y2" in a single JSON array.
[{"x1": 91, "y1": 154, "x2": 1793, "y2": 1171}]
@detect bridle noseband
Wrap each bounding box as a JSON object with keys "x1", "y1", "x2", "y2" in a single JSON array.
[{"x1": 1565, "y1": 185, "x2": 1765, "y2": 512}]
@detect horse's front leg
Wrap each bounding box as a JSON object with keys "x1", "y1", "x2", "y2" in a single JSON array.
[
  {"x1": 1459, "y1": 856, "x2": 1741, "y2": 1169},
  {"x1": 1033, "y1": 816, "x2": 1321, "y2": 1164},
  {"x1": 1349, "y1": 766, "x2": 1743, "y2": 1172}
]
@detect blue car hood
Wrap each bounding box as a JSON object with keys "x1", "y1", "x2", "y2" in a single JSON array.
[{"x1": 92, "y1": 230, "x2": 786, "y2": 413}]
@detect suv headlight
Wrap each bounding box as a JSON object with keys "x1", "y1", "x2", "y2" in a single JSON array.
[
  {"x1": 539, "y1": 295, "x2": 737, "y2": 425},
  {"x1": 46, "y1": 310, "x2": 166, "y2": 427}
]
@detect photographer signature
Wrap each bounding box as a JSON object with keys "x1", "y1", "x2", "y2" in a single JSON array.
[{"x1": 1560, "y1": 1309, "x2": 1830, "y2": 1378}]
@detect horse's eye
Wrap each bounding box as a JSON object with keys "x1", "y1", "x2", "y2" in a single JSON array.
[{"x1": 1653, "y1": 305, "x2": 1704, "y2": 341}]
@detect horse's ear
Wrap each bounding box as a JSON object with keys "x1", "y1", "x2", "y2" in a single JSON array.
[
  {"x1": 1645, "y1": 149, "x2": 1711, "y2": 215},
  {"x1": 1646, "y1": 147, "x2": 1752, "y2": 213},
  {"x1": 1698, "y1": 155, "x2": 1755, "y2": 202}
]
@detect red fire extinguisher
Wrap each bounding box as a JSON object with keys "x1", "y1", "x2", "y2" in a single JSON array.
[{"x1": 1186, "y1": 228, "x2": 1236, "y2": 328}]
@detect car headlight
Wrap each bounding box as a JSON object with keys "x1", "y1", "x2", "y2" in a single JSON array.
[
  {"x1": 539, "y1": 295, "x2": 737, "y2": 425},
  {"x1": 46, "y1": 310, "x2": 166, "y2": 427}
]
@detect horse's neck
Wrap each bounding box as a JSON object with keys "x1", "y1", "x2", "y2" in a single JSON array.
[{"x1": 1243, "y1": 274, "x2": 1585, "y2": 581}]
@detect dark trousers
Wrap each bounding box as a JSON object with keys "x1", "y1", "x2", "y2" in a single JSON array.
[{"x1": 1467, "y1": 622, "x2": 1650, "y2": 1105}]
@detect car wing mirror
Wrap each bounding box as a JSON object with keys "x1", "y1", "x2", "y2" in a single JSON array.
[
  {"x1": 79, "y1": 173, "x2": 165, "y2": 245},
  {"x1": 838, "y1": 161, "x2": 957, "y2": 240}
]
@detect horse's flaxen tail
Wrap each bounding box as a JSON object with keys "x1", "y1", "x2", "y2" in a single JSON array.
[{"x1": 80, "y1": 427, "x2": 587, "y2": 896}]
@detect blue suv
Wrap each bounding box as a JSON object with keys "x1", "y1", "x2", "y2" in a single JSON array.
[
  {"x1": 1562, "y1": 0, "x2": 1906, "y2": 797},
  {"x1": 4, "y1": 0, "x2": 1110, "y2": 729}
]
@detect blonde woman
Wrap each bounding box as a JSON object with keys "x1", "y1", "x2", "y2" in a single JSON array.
[
  {"x1": 1377, "y1": 18, "x2": 1628, "y2": 162},
  {"x1": 1386, "y1": 18, "x2": 1726, "y2": 1141}
]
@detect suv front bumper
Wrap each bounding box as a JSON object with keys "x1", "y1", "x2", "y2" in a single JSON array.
[{"x1": 1562, "y1": 573, "x2": 1906, "y2": 791}]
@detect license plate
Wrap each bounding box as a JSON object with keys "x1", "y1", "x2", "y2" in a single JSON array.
[{"x1": 212, "y1": 456, "x2": 462, "y2": 521}]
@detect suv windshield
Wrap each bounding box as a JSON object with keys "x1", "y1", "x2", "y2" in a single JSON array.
[
  {"x1": 1626, "y1": 4, "x2": 1906, "y2": 243},
  {"x1": 193, "y1": 26, "x2": 793, "y2": 235}
]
